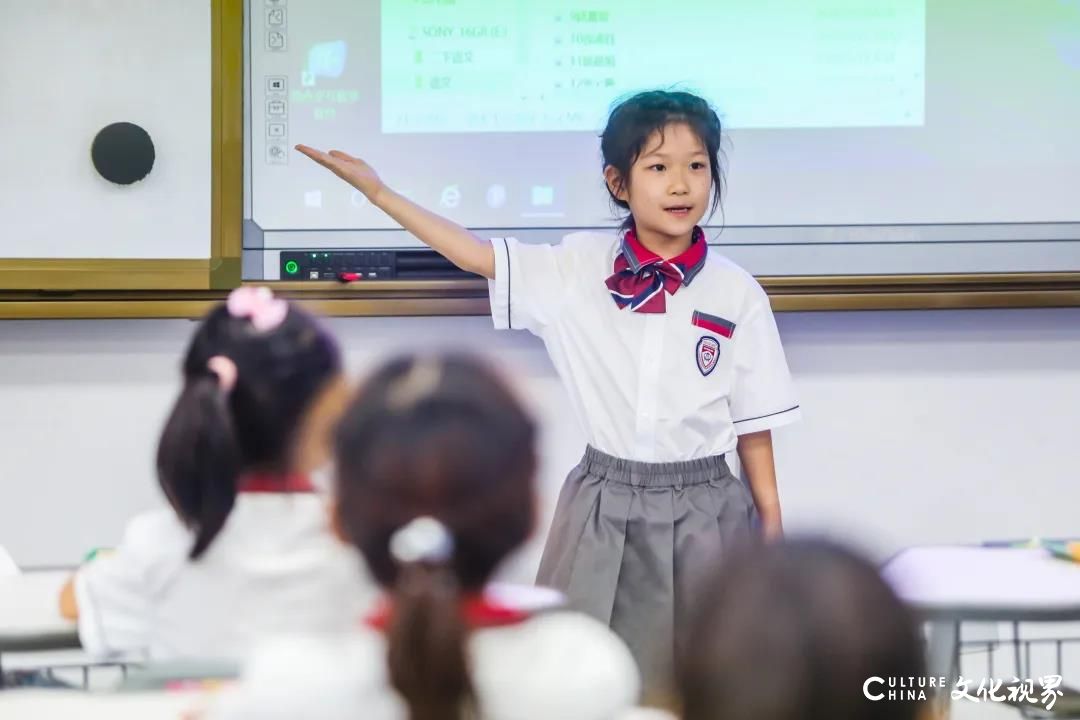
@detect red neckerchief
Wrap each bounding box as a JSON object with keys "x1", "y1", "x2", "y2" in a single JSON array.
[
  {"x1": 364, "y1": 594, "x2": 531, "y2": 631},
  {"x1": 605, "y1": 226, "x2": 708, "y2": 313},
  {"x1": 237, "y1": 473, "x2": 316, "y2": 493}
]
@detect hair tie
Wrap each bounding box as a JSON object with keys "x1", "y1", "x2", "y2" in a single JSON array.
[
  {"x1": 390, "y1": 516, "x2": 454, "y2": 565},
  {"x1": 226, "y1": 286, "x2": 288, "y2": 332},
  {"x1": 206, "y1": 355, "x2": 238, "y2": 393}
]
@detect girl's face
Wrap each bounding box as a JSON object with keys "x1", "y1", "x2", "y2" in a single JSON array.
[{"x1": 605, "y1": 121, "x2": 712, "y2": 251}]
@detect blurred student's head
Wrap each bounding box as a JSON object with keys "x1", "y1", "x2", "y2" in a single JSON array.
[
  {"x1": 157, "y1": 287, "x2": 341, "y2": 559},
  {"x1": 333, "y1": 354, "x2": 537, "y2": 720},
  {"x1": 679, "y1": 538, "x2": 929, "y2": 720}
]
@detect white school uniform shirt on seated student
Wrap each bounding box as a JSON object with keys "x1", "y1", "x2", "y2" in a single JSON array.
[
  {"x1": 488, "y1": 229, "x2": 800, "y2": 462},
  {"x1": 208, "y1": 585, "x2": 640, "y2": 720},
  {"x1": 74, "y1": 476, "x2": 374, "y2": 661}
]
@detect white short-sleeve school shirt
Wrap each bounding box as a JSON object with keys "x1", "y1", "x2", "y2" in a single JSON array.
[
  {"x1": 489, "y1": 231, "x2": 800, "y2": 462},
  {"x1": 73, "y1": 494, "x2": 375, "y2": 661}
]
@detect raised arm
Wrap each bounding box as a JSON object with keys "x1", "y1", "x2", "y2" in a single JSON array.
[{"x1": 295, "y1": 145, "x2": 495, "y2": 279}]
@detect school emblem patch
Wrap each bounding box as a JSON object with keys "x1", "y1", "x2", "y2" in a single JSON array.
[{"x1": 696, "y1": 336, "x2": 720, "y2": 376}]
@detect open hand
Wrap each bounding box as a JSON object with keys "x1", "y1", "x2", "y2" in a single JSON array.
[{"x1": 295, "y1": 145, "x2": 385, "y2": 204}]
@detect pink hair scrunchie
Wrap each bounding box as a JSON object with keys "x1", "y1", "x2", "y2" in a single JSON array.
[{"x1": 226, "y1": 286, "x2": 288, "y2": 332}]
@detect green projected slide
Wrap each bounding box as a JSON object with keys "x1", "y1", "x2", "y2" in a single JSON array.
[{"x1": 381, "y1": 0, "x2": 926, "y2": 133}]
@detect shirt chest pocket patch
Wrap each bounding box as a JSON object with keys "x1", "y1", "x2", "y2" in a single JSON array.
[{"x1": 692, "y1": 311, "x2": 736, "y2": 377}]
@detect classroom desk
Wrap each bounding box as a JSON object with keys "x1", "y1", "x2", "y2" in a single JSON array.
[
  {"x1": 0, "y1": 569, "x2": 79, "y2": 685},
  {"x1": 883, "y1": 546, "x2": 1080, "y2": 712}
]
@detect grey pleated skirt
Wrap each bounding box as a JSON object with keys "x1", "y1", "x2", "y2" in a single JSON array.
[{"x1": 536, "y1": 445, "x2": 756, "y2": 700}]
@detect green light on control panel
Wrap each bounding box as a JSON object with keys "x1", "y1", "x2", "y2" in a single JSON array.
[{"x1": 284, "y1": 260, "x2": 299, "y2": 275}]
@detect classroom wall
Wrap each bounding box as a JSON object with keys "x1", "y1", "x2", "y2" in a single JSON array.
[{"x1": 1, "y1": 308, "x2": 1079, "y2": 579}]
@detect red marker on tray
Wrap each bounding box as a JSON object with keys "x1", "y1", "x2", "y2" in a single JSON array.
[{"x1": 337, "y1": 272, "x2": 362, "y2": 283}]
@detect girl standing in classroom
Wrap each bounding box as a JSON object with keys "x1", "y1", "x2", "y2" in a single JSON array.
[{"x1": 298, "y1": 89, "x2": 800, "y2": 697}]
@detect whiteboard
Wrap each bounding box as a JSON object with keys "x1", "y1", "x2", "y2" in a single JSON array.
[
  {"x1": 242, "y1": 0, "x2": 1080, "y2": 279},
  {"x1": 0, "y1": 1, "x2": 211, "y2": 260}
]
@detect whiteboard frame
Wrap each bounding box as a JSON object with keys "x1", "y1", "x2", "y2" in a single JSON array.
[{"x1": 0, "y1": 0, "x2": 243, "y2": 293}]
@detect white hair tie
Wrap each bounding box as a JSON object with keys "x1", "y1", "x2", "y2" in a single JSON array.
[{"x1": 390, "y1": 516, "x2": 454, "y2": 565}]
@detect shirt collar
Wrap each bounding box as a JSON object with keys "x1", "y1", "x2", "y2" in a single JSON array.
[
  {"x1": 620, "y1": 226, "x2": 708, "y2": 286},
  {"x1": 237, "y1": 473, "x2": 316, "y2": 493},
  {"x1": 364, "y1": 593, "x2": 531, "y2": 631}
]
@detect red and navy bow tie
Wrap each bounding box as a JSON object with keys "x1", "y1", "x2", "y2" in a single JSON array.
[{"x1": 605, "y1": 227, "x2": 708, "y2": 313}]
